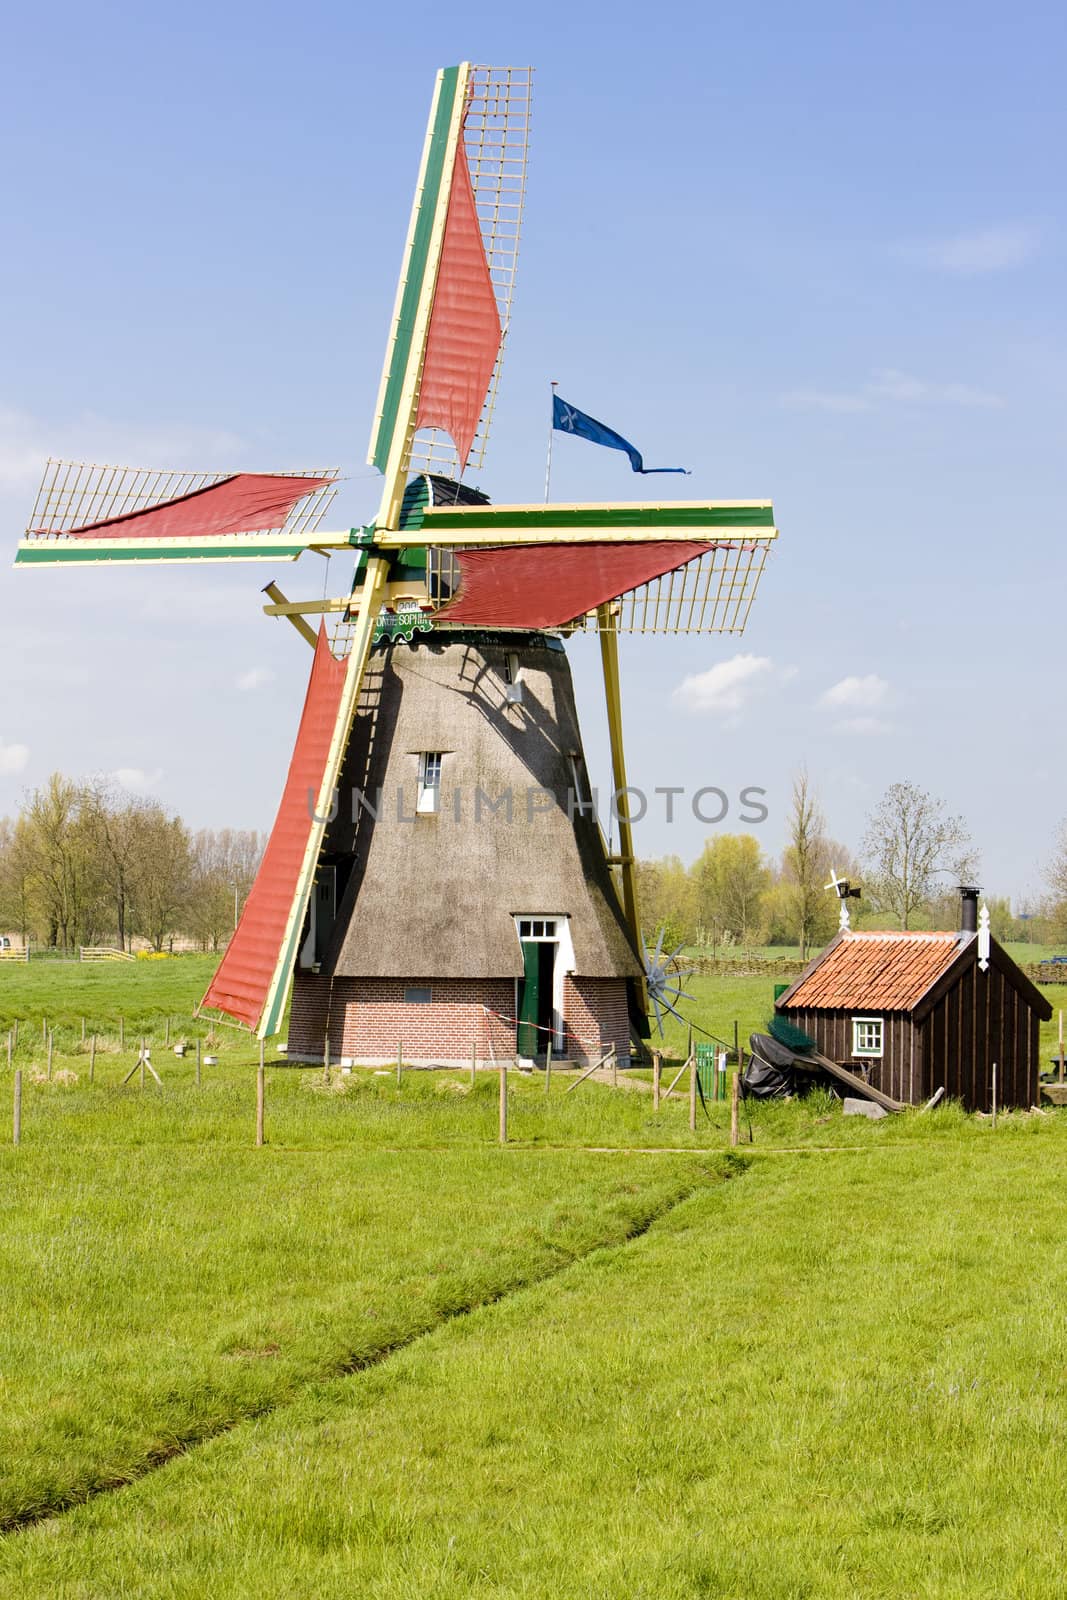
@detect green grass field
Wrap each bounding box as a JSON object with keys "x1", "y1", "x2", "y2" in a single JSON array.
[{"x1": 2, "y1": 956, "x2": 1067, "y2": 1595}]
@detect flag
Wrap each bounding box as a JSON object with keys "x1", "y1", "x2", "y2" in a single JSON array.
[{"x1": 552, "y1": 393, "x2": 688, "y2": 475}]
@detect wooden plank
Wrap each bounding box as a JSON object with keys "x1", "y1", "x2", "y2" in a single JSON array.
[{"x1": 803, "y1": 1048, "x2": 904, "y2": 1113}]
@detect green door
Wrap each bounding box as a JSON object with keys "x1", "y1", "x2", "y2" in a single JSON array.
[{"x1": 517, "y1": 940, "x2": 540, "y2": 1057}]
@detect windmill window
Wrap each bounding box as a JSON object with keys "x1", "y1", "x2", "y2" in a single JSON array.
[
  {"x1": 503, "y1": 653, "x2": 521, "y2": 685},
  {"x1": 416, "y1": 752, "x2": 443, "y2": 814},
  {"x1": 852, "y1": 1017, "x2": 883, "y2": 1058}
]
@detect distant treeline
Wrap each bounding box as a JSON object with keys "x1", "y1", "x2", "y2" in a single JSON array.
[
  {"x1": 0, "y1": 774, "x2": 263, "y2": 954},
  {"x1": 637, "y1": 775, "x2": 1067, "y2": 957}
]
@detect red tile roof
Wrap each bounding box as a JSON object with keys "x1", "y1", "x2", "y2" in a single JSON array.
[{"x1": 782, "y1": 931, "x2": 965, "y2": 1012}]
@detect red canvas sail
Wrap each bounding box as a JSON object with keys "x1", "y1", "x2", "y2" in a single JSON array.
[
  {"x1": 414, "y1": 133, "x2": 502, "y2": 472},
  {"x1": 52, "y1": 473, "x2": 333, "y2": 541},
  {"x1": 202, "y1": 625, "x2": 346, "y2": 1029},
  {"x1": 436, "y1": 541, "x2": 715, "y2": 628}
]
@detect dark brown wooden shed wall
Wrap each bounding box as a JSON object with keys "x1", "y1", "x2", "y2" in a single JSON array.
[
  {"x1": 786, "y1": 1007, "x2": 918, "y2": 1104},
  {"x1": 920, "y1": 958, "x2": 1037, "y2": 1111}
]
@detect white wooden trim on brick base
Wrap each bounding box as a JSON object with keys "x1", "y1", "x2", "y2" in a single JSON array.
[{"x1": 287, "y1": 974, "x2": 632, "y2": 1067}]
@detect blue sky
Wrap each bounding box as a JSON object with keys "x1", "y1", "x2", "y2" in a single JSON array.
[{"x1": 1, "y1": 0, "x2": 1064, "y2": 903}]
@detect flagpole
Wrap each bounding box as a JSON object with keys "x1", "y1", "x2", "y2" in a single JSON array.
[{"x1": 544, "y1": 380, "x2": 558, "y2": 502}]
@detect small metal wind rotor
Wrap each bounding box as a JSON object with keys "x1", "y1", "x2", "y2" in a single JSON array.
[{"x1": 642, "y1": 926, "x2": 697, "y2": 1037}]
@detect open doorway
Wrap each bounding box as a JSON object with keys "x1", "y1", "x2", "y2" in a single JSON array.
[{"x1": 515, "y1": 917, "x2": 572, "y2": 1059}]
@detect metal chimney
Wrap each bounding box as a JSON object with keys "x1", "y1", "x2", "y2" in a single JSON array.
[{"x1": 959, "y1": 885, "x2": 980, "y2": 935}]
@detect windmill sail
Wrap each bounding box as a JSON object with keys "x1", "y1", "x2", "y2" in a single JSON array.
[
  {"x1": 16, "y1": 461, "x2": 339, "y2": 566},
  {"x1": 201, "y1": 625, "x2": 347, "y2": 1030},
  {"x1": 368, "y1": 64, "x2": 530, "y2": 487}
]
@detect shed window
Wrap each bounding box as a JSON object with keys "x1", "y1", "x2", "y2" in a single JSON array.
[
  {"x1": 852, "y1": 1016, "x2": 883, "y2": 1058},
  {"x1": 416, "y1": 752, "x2": 443, "y2": 814},
  {"x1": 403, "y1": 986, "x2": 432, "y2": 1004}
]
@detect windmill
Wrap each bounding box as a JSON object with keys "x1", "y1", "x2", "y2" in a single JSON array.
[{"x1": 14, "y1": 63, "x2": 778, "y2": 1066}]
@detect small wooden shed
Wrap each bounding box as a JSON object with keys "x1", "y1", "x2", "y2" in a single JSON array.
[{"x1": 775, "y1": 918, "x2": 1051, "y2": 1113}]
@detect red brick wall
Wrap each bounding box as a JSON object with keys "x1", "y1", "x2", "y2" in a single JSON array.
[
  {"x1": 288, "y1": 972, "x2": 633, "y2": 1065},
  {"x1": 564, "y1": 976, "x2": 632, "y2": 1065},
  {"x1": 289, "y1": 975, "x2": 515, "y2": 1064}
]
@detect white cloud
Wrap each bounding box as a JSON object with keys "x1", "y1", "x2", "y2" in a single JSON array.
[
  {"x1": 779, "y1": 388, "x2": 871, "y2": 414},
  {"x1": 867, "y1": 368, "x2": 1001, "y2": 408},
  {"x1": 900, "y1": 225, "x2": 1039, "y2": 274},
  {"x1": 832, "y1": 716, "x2": 894, "y2": 737},
  {"x1": 782, "y1": 368, "x2": 1002, "y2": 413},
  {"x1": 111, "y1": 766, "x2": 163, "y2": 792},
  {"x1": 819, "y1": 673, "x2": 890, "y2": 711},
  {"x1": 0, "y1": 738, "x2": 29, "y2": 775},
  {"x1": 673, "y1": 654, "x2": 775, "y2": 716},
  {"x1": 236, "y1": 666, "x2": 276, "y2": 692}
]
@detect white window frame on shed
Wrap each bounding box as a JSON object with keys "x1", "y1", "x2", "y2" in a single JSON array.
[
  {"x1": 416, "y1": 752, "x2": 443, "y2": 814},
  {"x1": 852, "y1": 1016, "x2": 884, "y2": 1058}
]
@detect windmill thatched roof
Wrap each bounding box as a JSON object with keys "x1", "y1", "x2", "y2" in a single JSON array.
[{"x1": 321, "y1": 632, "x2": 641, "y2": 980}]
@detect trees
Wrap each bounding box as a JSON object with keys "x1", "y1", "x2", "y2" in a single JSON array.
[
  {"x1": 1047, "y1": 822, "x2": 1067, "y2": 935},
  {"x1": 0, "y1": 776, "x2": 254, "y2": 952},
  {"x1": 187, "y1": 828, "x2": 264, "y2": 951},
  {"x1": 691, "y1": 833, "x2": 771, "y2": 949},
  {"x1": 863, "y1": 781, "x2": 976, "y2": 930},
  {"x1": 18, "y1": 774, "x2": 109, "y2": 952},
  {"x1": 133, "y1": 807, "x2": 192, "y2": 952},
  {"x1": 83, "y1": 783, "x2": 152, "y2": 951},
  {"x1": 780, "y1": 770, "x2": 836, "y2": 959}
]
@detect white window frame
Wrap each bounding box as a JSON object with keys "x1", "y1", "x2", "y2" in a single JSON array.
[
  {"x1": 852, "y1": 1016, "x2": 884, "y2": 1058},
  {"x1": 416, "y1": 752, "x2": 443, "y2": 814}
]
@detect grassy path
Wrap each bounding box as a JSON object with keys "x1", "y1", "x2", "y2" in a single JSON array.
[
  {"x1": 4, "y1": 1139, "x2": 1066, "y2": 1597},
  {"x1": 0, "y1": 1132, "x2": 726, "y2": 1530}
]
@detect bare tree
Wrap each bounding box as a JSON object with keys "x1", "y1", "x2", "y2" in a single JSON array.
[
  {"x1": 130, "y1": 807, "x2": 192, "y2": 951},
  {"x1": 782, "y1": 769, "x2": 830, "y2": 960},
  {"x1": 1046, "y1": 822, "x2": 1067, "y2": 940},
  {"x1": 187, "y1": 828, "x2": 264, "y2": 950},
  {"x1": 863, "y1": 781, "x2": 976, "y2": 930},
  {"x1": 83, "y1": 781, "x2": 152, "y2": 952}
]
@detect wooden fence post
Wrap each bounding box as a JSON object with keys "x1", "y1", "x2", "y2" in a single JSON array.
[
  {"x1": 256, "y1": 1041, "x2": 265, "y2": 1148},
  {"x1": 47, "y1": 1031, "x2": 53, "y2": 1081},
  {"x1": 499, "y1": 1060, "x2": 508, "y2": 1144},
  {"x1": 689, "y1": 1050, "x2": 697, "y2": 1133},
  {"x1": 12, "y1": 1019, "x2": 17, "y2": 1050},
  {"x1": 13, "y1": 1070, "x2": 21, "y2": 1147},
  {"x1": 89, "y1": 1035, "x2": 96, "y2": 1083},
  {"x1": 653, "y1": 1050, "x2": 661, "y2": 1111},
  {"x1": 730, "y1": 1069, "x2": 740, "y2": 1148}
]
